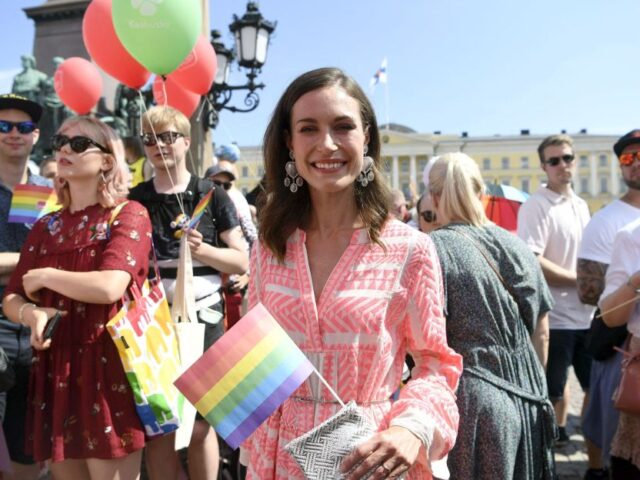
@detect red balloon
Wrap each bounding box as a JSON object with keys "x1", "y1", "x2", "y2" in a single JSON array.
[
  {"x1": 54, "y1": 57, "x2": 103, "y2": 115},
  {"x1": 82, "y1": 0, "x2": 150, "y2": 89},
  {"x1": 168, "y1": 35, "x2": 217, "y2": 95},
  {"x1": 152, "y1": 76, "x2": 201, "y2": 118}
]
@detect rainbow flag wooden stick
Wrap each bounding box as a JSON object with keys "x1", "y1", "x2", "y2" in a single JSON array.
[
  {"x1": 8, "y1": 184, "x2": 60, "y2": 224},
  {"x1": 174, "y1": 303, "x2": 314, "y2": 449}
]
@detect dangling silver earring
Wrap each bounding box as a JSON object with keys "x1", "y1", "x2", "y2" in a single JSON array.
[
  {"x1": 284, "y1": 151, "x2": 304, "y2": 193},
  {"x1": 99, "y1": 172, "x2": 107, "y2": 184},
  {"x1": 357, "y1": 147, "x2": 375, "y2": 187}
]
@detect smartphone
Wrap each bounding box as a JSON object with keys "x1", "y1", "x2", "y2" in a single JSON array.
[{"x1": 43, "y1": 312, "x2": 62, "y2": 340}]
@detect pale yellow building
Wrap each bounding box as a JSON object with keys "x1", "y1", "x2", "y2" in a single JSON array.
[{"x1": 234, "y1": 127, "x2": 624, "y2": 213}]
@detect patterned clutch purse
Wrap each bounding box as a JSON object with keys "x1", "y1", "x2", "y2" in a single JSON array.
[{"x1": 284, "y1": 401, "x2": 377, "y2": 480}]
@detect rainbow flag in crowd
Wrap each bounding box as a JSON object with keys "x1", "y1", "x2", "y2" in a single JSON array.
[
  {"x1": 186, "y1": 187, "x2": 213, "y2": 230},
  {"x1": 8, "y1": 184, "x2": 60, "y2": 224},
  {"x1": 174, "y1": 303, "x2": 314, "y2": 449}
]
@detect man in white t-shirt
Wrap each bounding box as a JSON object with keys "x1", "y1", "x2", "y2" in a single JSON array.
[
  {"x1": 577, "y1": 129, "x2": 640, "y2": 477},
  {"x1": 517, "y1": 134, "x2": 595, "y2": 455}
]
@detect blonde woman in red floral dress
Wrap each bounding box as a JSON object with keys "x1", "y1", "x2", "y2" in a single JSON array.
[{"x1": 3, "y1": 116, "x2": 151, "y2": 479}]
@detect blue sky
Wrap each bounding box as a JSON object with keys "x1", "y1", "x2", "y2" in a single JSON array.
[{"x1": 1, "y1": 0, "x2": 639, "y2": 147}]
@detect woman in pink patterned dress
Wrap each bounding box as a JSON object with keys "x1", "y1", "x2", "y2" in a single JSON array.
[
  {"x1": 2, "y1": 117, "x2": 151, "y2": 479},
  {"x1": 243, "y1": 67, "x2": 462, "y2": 479}
]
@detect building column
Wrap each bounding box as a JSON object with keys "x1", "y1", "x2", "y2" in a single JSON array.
[
  {"x1": 409, "y1": 155, "x2": 417, "y2": 197},
  {"x1": 589, "y1": 154, "x2": 598, "y2": 196},
  {"x1": 392, "y1": 155, "x2": 399, "y2": 189},
  {"x1": 611, "y1": 156, "x2": 620, "y2": 196}
]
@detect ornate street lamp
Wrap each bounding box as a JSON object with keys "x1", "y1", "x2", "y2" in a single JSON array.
[{"x1": 204, "y1": 2, "x2": 276, "y2": 129}]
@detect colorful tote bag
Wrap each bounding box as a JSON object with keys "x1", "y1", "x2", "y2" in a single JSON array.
[
  {"x1": 106, "y1": 204, "x2": 182, "y2": 437},
  {"x1": 107, "y1": 264, "x2": 182, "y2": 437}
]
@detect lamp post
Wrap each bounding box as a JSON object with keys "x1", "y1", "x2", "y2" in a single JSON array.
[{"x1": 204, "y1": 2, "x2": 276, "y2": 130}]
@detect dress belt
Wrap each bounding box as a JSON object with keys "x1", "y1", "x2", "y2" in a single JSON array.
[{"x1": 291, "y1": 396, "x2": 391, "y2": 406}]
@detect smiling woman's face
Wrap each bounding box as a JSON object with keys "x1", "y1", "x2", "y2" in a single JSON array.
[{"x1": 287, "y1": 85, "x2": 369, "y2": 195}]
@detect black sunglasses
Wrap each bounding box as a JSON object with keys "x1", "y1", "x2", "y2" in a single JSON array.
[
  {"x1": 420, "y1": 210, "x2": 437, "y2": 223},
  {"x1": 213, "y1": 179, "x2": 232, "y2": 190},
  {"x1": 51, "y1": 134, "x2": 110, "y2": 154},
  {"x1": 140, "y1": 131, "x2": 184, "y2": 147},
  {"x1": 544, "y1": 154, "x2": 575, "y2": 166},
  {"x1": 0, "y1": 120, "x2": 37, "y2": 134}
]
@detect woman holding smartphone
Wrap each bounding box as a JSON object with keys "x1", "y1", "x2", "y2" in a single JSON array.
[{"x1": 2, "y1": 116, "x2": 151, "y2": 479}]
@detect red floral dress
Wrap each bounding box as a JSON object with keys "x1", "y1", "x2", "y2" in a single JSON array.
[{"x1": 4, "y1": 201, "x2": 152, "y2": 462}]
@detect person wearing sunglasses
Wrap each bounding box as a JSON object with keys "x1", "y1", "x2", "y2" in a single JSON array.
[
  {"x1": 2, "y1": 116, "x2": 153, "y2": 479},
  {"x1": 577, "y1": 129, "x2": 640, "y2": 479},
  {"x1": 517, "y1": 135, "x2": 598, "y2": 462},
  {"x1": 429, "y1": 153, "x2": 555, "y2": 479},
  {"x1": 0, "y1": 93, "x2": 49, "y2": 480},
  {"x1": 130, "y1": 105, "x2": 249, "y2": 480},
  {"x1": 416, "y1": 192, "x2": 440, "y2": 234}
]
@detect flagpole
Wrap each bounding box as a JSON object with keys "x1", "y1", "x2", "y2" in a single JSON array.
[
  {"x1": 309, "y1": 365, "x2": 345, "y2": 408},
  {"x1": 384, "y1": 74, "x2": 390, "y2": 128}
]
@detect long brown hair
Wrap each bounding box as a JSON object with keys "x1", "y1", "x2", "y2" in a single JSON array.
[{"x1": 260, "y1": 67, "x2": 390, "y2": 262}]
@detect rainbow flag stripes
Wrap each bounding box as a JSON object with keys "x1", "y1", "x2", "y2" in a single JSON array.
[
  {"x1": 174, "y1": 303, "x2": 314, "y2": 449},
  {"x1": 186, "y1": 187, "x2": 213, "y2": 230},
  {"x1": 8, "y1": 184, "x2": 60, "y2": 224}
]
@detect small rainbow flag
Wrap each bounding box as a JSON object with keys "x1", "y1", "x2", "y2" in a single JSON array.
[
  {"x1": 8, "y1": 184, "x2": 60, "y2": 224},
  {"x1": 174, "y1": 303, "x2": 314, "y2": 449},
  {"x1": 186, "y1": 187, "x2": 213, "y2": 230}
]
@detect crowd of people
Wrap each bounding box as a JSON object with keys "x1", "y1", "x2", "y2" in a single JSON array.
[{"x1": 0, "y1": 65, "x2": 638, "y2": 480}]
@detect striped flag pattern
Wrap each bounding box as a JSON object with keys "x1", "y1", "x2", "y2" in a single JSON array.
[
  {"x1": 174, "y1": 303, "x2": 314, "y2": 449},
  {"x1": 8, "y1": 184, "x2": 60, "y2": 224}
]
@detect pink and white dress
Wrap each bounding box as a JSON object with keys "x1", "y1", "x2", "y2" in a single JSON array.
[{"x1": 244, "y1": 220, "x2": 462, "y2": 479}]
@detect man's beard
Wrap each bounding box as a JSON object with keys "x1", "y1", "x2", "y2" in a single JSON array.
[{"x1": 624, "y1": 176, "x2": 640, "y2": 191}]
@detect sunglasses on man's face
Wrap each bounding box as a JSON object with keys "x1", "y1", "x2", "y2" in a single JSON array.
[
  {"x1": 543, "y1": 154, "x2": 575, "y2": 167},
  {"x1": 619, "y1": 152, "x2": 640, "y2": 167},
  {"x1": 140, "y1": 131, "x2": 184, "y2": 147},
  {"x1": 51, "y1": 134, "x2": 110, "y2": 154},
  {"x1": 420, "y1": 210, "x2": 437, "y2": 223},
  {"x1": 0, "y1": 120, "x2": 37, "y2": 134},
  {"x1": 212, "y1": 179, "x2": 232, "y2": 190}
]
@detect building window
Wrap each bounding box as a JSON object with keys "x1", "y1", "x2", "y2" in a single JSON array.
[
  {"x1": 521, "y1": 178, "x2": 530, "y2": 193},
  {"x1": 580, "y1": 155, "x2": 588, "y2": 168},
  {"x1": 580, "y1": 178, "x2": 589, "y2": 195},
  {"x1": 521, "y1": 156, "x2": 529, "y2": 169},
  {"x1": 483, "y1": 158, "x2": 491, "y2": 170},
  {"x1": 242, "y1": 166, "x2": 249, "y2": 177},
  {"x1": 501, "y1": 157, "x2": 510, "y2": 169},
  {"x1": 258, "y1": 167, "x2": 264, "y2": 177},
  {"x1": 241, "y1": 187, "x2": 248, "y2": 195},
  {"x1": 400, "y1": 159, "x2": 409, "y2": 172},
  {"x1": 501, "y1": 178, "x2": 511, "y2": 186},
  {"x1": 600, "y1": 177, "x2": 608, "y2": 194},
  {"x1": 599, "y1": 154, "x2": 608, "y2": 167}
]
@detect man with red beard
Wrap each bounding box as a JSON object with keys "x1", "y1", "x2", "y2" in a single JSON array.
[
  {"x1": 577, "y1": 130, "x2": 640, "y2": 478},
  {"x1": 517, "y1": 135, "x2": 596, "y2": 460}
]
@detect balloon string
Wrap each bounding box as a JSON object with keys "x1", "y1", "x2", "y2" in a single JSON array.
[{"x1": 137, "y1": 85, "x2": 186, "y2": 216}]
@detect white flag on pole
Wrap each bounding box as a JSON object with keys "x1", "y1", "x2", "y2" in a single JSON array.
[{"x1": 369, "y1": 57, "x2": 387, "y2": 92}]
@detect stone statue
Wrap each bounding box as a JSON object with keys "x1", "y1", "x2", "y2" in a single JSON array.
[
  {"x1": 114, "y1": 84, "x2": 153, "y2": 137},
  {"x1": 11, "y1": 54, "x2": 47, "y2": 103}
]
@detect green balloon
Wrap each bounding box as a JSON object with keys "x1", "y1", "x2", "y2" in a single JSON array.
[{"x1": 112, "y1": 0, "x2": 202, "y2": 76}]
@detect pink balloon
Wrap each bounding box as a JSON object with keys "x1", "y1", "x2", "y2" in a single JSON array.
[
  {"x1": 168, "y1": 35, "x2": 217, "y2": 95},
  {"x1": 82, "y1": 0, "x2": 150, "y2": 89},
  {"x1": 152, "y1": 76, "x2": 201, "y2": 118},
  {"x1": 54, "y1": 57, "x2": 103, "y2": 115}
]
